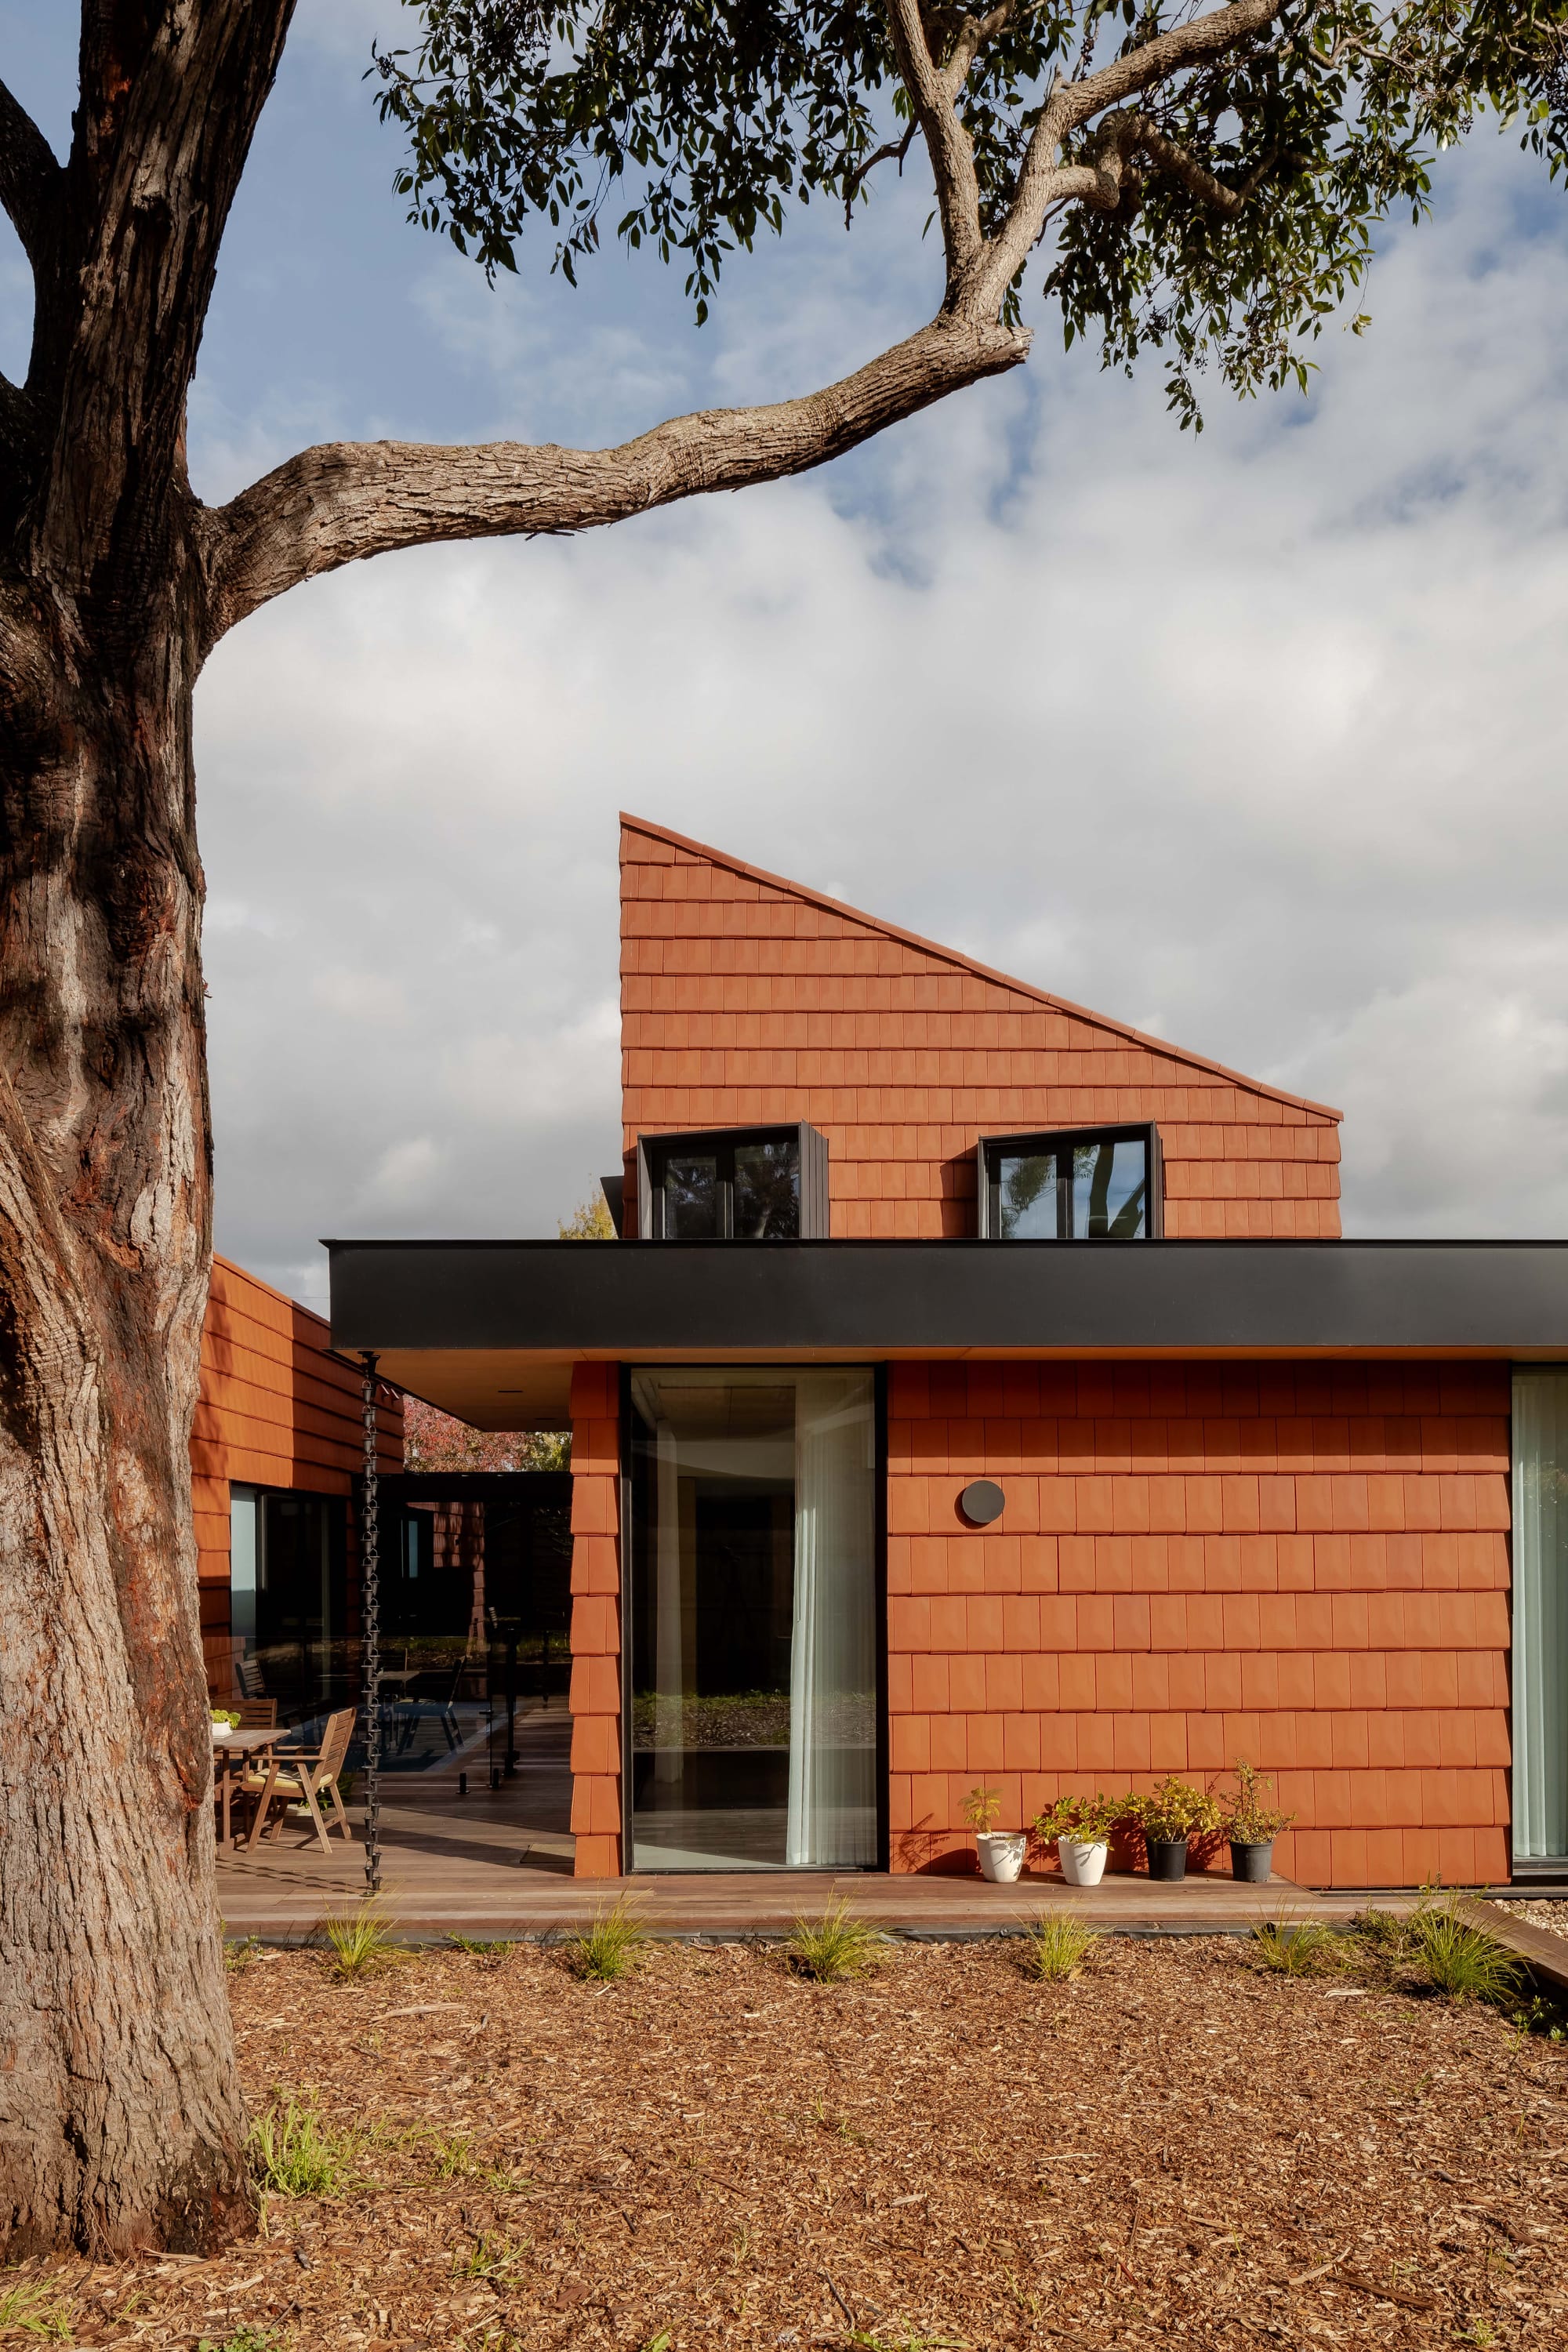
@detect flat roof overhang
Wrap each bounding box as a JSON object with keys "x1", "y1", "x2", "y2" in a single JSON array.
[{"x1": 325, "y1": 1238, "x2": 1568, "y2": 1429}]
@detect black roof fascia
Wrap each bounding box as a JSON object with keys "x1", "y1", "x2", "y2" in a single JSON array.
[{"x1": 323, "y1": 1237, "x2": 1568, "y2": 1357}]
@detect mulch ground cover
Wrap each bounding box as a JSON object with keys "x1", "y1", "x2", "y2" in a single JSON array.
[{"x1": 9, "y1": 1922, "x2": 1568, "y2": 2352}]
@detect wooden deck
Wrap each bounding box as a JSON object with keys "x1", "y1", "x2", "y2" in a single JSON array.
[{"x1": 212, "y1": 1701, "x2": 1568, "y2": 1988}]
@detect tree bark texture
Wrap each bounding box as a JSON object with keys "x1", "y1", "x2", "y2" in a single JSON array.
[
  {"x1": 0, "y1": 0, "x2": 1286, "y2": 2256},
  {"x1": 0, "y1": 571, "x2": 250, "y2": 2256}
]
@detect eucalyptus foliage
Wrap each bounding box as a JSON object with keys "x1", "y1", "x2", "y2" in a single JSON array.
[{"x1": 375, "y1": 1, "x2": 1568, "y2": 421}]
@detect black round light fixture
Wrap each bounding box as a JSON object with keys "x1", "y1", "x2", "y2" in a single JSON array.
[{"x1": 958, "y1": 1479, "x2": 1006, "y2": 1526}]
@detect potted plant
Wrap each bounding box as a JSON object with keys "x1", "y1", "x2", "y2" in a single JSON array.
[
  {"x1": 964, "y1": 1785, "x2": 1027, "y2": 1884},
  {"x1": 1033, "y1": 1791, "x2": 1128, "y2": 1888},
  {"x1": 1216, "y1": 1759, "x2": 1294, "y2": 1883},
  {"x1": 210, "y1": 1708, "x2": 240, "y2": 1738},
  {"x1": 1131, "y1": 1776, "x2": 1220, "y2": 1882}
]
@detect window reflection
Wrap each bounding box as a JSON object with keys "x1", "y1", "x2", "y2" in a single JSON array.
[
  {"x1": 733, "y1": 1138, "x2": 800, "y2": 1237},
  {"x1": 663, "y1": 1152, "x2": 720, "y2": 1237},
  {"x1": 988, "y1": 1129, "x2": 1152, "y2": 1239}
]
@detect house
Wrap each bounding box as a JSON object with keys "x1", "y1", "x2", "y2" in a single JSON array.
[
  {"x1": 325, "y1": 814, "x2": 1568, "y2": 1889},
  {"x1": 194, "y1": 1254, "x2": 402, "y2": 1715}
]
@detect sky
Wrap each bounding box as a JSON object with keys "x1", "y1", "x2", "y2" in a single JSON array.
[{"x1": 4, "y1": 5, "x2": 1568, "y2": 1307}]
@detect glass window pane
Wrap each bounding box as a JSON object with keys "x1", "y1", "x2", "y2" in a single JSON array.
[
  {"x1": 662, "y1": 1152, "x2": 720, "y2": 1237},
  {"x1": 733, "y1": 1138, "x2": 800, "y2": 1238},
  {"x1": 1070, "y1": 1138, "x2": 1149, "y2": 1238},
  {"x1": 1514, "y1": 1372, "x2": 1568, "y2": 1862},
  {"x1": 630, "y1": 1367, "x2": 877, "y2": 1871},
  {"x1": 996, "y1": 1151, "x2": 1058, "y2": 1238}
]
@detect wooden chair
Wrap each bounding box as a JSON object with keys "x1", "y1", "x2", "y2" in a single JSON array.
[
  {"x1": 241, "y1": 1708, "x2": 356, "y2": 1856},
  {"x1": 231, "y1": 1697, "x2": 278, "y2": 1728},
  {"x1": 235, "y1": 1654, "x2": 267, "y2": 1700}
]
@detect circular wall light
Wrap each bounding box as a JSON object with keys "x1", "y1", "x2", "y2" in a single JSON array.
[{"x1": 958, "y1": 1479, "x2": 1006, "y2": 1527}]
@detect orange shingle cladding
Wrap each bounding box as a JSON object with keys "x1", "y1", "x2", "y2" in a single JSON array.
[
  {"x1": 887, "y1": 1362, "x2": 1512, "y2": 1889},
  {"x1": 564, "y1": 819, "x2": 1508, "y2": 1889},
  {"x1": 568, "y1": 1361, "x2": 623, "y2": 1876},
  {"x1": 194, "y1": 1255, "x2": 402, "y2": 1697},
  {"x1": 619, "y1": 815, "x2": 1341, "y2": 1236}
]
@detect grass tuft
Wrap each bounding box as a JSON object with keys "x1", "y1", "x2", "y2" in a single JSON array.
[
  {"x1": 0, "y1": 2274, "x2": 74, "y2": 2341},
  {"x1": 1250, "y1": 1918, "x2": 1346, "y2": 1977},
  {"x1": 444, "y1": 1932, "x2": 514, "y2": 1957},
  {"x1": 321, "y1": 1899, "x2": 401, "y2": 1980},
  {"x1": 248, "y1": 2095, "x2": 365, "y2": 2199},
  {"x1": 785, "y1": 1899, "x2": 887, "y2": 1984},
  {"x1": 1016, "y1": 1913, "x2": 1101, "y2": 1983},
  {"x1": 564, "y1": 1897, "x2": 648, "y2": 1984},
  {"x1": 196, "y1": 2330, "x2": 281, "y2": 2352},
  {"x1": 1353, "y1": 1904, "x2": 1410, "y2": 1953},
  {"x1": 1406, "y1": 1895, "x2": 1524, "y2": 2005},
  {"x1": 452, "y1": 2230, "x2": 529, "y2": 2281}
]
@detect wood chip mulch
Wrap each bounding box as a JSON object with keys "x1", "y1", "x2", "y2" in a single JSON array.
[{"x1": 14, "y1": 1929, "x2": 1568, "y2": 2351}]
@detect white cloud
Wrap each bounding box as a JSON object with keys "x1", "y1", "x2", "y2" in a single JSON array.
[{"x1": 181, "y1": 111, "x2": 1568, "y2": 1301}]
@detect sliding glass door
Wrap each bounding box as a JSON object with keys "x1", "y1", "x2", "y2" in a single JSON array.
[
  {"x1": 627, "y1": 1367, "x2": 879, "y2": 1871},
  {"x1": 1514, "y1": 1370, "x2": 1568, "y2": 1867}
]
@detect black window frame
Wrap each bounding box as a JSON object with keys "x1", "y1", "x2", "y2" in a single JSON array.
[
  {"x1": 977, "y1": 1121, "x2": 1163, "y2": 1240},
  {"x1": 636, "y1": 1121, "x2": 829, "y2": 1240}
]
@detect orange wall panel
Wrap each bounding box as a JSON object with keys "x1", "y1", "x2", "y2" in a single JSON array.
[
  {"x1": 568, "y1": 1361, "x2": 622, "y2": 1877},
  {"x1": 194, "y1": 1254, "x2": 402, "y2": 1689},
  {"x1": 619, "y1": 815, "x2": 1341, "y2": 1237},
  {"x1": 887, "y1": 1359, "x2": 1511, "y2": 1889}
]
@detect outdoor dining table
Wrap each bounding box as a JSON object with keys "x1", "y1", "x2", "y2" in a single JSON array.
[{"x1": 211, "y1": 1726, "x2": 281, "y2": 1849}]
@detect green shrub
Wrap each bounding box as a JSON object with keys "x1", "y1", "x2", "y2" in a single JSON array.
[
  {"x1": 785, "y1": 1899, "x2": 887, "y2": 1984},
  {"x1": 1017, "y1": 1913, "x2": 1101, "y2": 1982},
  {"x1": 962, "y1": 1784, "x2": 1004, "y2": 1834},
  {"x1": 565, "y1": 1897, "x2": 648, "y2": 1983},
  {"x1": 248, "y1": 2096, "x2": 365, "y2": 2199},
  {"x1": 1131, "y1": 1776, "x2": 1220, "y2": 1844},
  {"x1": 1406, "y1": 1896, "x2": 1524, "y2": 2005},
  {"x1": 1216, "y1": 1759, "x2": 1294, "y2": 1843},
  {"x1": 322, "y1": 1900, "x2": 401, "y2": 1980},
  {"x1": 1031, "y1": 1790, "x2": 1131, "y2": 1848}
]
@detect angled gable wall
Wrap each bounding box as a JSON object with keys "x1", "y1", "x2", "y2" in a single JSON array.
[{"x1": 619, "y1": 816, "x2": 1341, "y2": 1238}]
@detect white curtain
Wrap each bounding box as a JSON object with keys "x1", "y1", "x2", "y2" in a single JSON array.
[
  {"x1": 1514, "y1": 1372, "x2": 1568, "y2": 1861},
  {"x1": 786, "y1": 1371, "x2": 877, "y2": 1866}
]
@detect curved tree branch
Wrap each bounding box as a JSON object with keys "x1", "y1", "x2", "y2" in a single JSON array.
[
  {"x1": 0, "y1": 76, "x2": 62, "y2": 278},
  {"x1": 885, "y1": 0, "x2": 986, "y2": 285},
  {"x1": 971, "y1": 0, "x2": 1286, "y2": 303},
  {"x1": 197, "y1": 314, "x2": 1028, "y2": 647}
]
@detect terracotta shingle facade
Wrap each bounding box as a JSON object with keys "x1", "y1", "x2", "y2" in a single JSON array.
[
  {"x1": 568, "y1": 816, "x2": 1519, "y2": 1887},
  {"x1": 886, "y1": 1360, "x2": 1511, "y2": 1888},
  {"x1": 620, "y1": 815, "x2": 1341, "y2": 1238}
]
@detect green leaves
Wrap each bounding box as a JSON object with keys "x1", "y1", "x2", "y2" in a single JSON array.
[{"x1": 375, "y1": 1, "x2": 1568, "y2": 416}]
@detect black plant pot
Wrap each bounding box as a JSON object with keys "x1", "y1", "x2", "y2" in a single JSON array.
[
  {"x1": 1146, "y1": 1838, "x2": 1188, "y2": 1882},
  {"x1": 1230, "y1": 1838, "x2": 1275, "y2": 1884}
]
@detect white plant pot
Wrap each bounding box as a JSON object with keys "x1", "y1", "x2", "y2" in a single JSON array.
[
  {"x1": 1058, "y1": 1837, "x2": 1109, "y2": 1887},
  {"x1": 211, "y1": 1722, "x2": 234, "y2": 1740},
  {"x1": 976, "y1": 1831, "x2": 1028, "y2": 1884}
]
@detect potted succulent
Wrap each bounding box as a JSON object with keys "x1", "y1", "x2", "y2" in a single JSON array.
[
  {"x1": 1034, "y1": 1791, "x2": 1127, "y2": 1888},
  {"x1": 964, "y1": 1784, "x2": 1027, "y2": 1884},
  {"x1": 1131, "y1": 1776, "x2": 1220, "y2": 1882},
  {"x1": 1216, "y1": 1759, "x2": 1294, "y2": 1883},
  {"x1": 210, "y1": 1708, "x2": 240, "y2": 1738}
]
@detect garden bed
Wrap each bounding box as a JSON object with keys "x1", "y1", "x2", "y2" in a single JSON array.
[{"x1": 8, "y1": 1925, "x2": 1568, "y2": 2350}]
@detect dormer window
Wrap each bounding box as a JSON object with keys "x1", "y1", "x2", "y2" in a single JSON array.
[
  {"x1": 637, "y1": 1123, "x2": 828, "y2": 1239},
  {"x1": 978, "y1": 1123, "x2": 1162, "y2": 1240}
]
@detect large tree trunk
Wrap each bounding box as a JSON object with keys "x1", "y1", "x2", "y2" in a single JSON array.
[{"x1": 0, "y1": 567, "x2": 252, "y2": 2255}]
